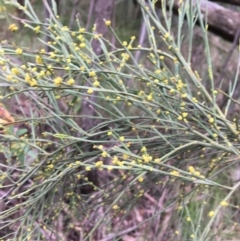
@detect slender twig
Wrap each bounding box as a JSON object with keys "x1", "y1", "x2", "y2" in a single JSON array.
[
  {"x1": 69, "y1": 0, "x2": 81, "y2": 30},
  {"x1": 85, "y1": 0, "x2": 95, "y2": 30}
]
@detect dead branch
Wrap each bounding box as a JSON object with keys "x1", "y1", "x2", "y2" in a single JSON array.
[
  {"x1": 210, "y1": 0, "x2": 240, "y2": 6},
  {"x1": 136, "y1": 0, "x2": 240, "y2": 42}
]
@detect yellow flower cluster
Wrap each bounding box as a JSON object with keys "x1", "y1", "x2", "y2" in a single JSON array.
[
  {"x1": 54, "y1": 77, "x2": 63, "y2": 86},
  {"x1": 188, "y1": 166, "x2": 205, "y2": 179},
  {"x1": 9, "y1": 23, "x2": 18, "y2": 32}
]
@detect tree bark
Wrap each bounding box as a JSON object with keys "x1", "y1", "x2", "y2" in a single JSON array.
[
  {"x1": 168, "y1": 0, "x2": 240, "y2": 42},
  {"x1": 210, "y1": 0, "x2": 240, "y2": 6},
  {"x1": 184, "y1": 0, "x2": 240, "y2": 42}
]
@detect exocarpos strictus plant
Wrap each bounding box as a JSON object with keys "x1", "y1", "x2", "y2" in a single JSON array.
[{"x1": 0, "y1": 0, "x2": 240, "y2": 240}]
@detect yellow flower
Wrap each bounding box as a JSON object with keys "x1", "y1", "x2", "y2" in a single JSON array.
[
  {"x1": 138, "y1": 177, "x2": 144, "y2": 182},
  {"x1": 141, "y1": 146, "x2": 147, "y2": 152},
  {"x1": 79, "y1": 28, "x2": 85, "y2": 33},
  {"x1": 0, "y1": 6, "x2": 6, "y2": 12},
  {"x1": 89, "y1": 71, "x2": 96, "y2": 77},
  {"x1": 181, "y1": 93, "x2": 187, "y2": 98},
  {"x1": 67, "y1": 78, "x2": 75, "y2": 85},
  {"x1": 97, "y1": 145, "x2": 104, "y2": 150},
  {"x1": 34, "y1": 26, "x2": 40, "y2": 33},
  {"x1": 87, "y1": 88, "x2": 94, "y2": 94},
  {"x1": 192, "y1": 97, "x2": 198, "y2": 103},
  {"x1": 6, "y1": 75, "x2": 13, "y2": 81},
  {"x1": 142, "y1": 154, "x2": 152, "y2": 163},
  {"x1": 105, "y1": 20, "x2": 111, "y2": 26},
  {"x1": 36, "y1": 55, "x2": 43, "y2": 64},
  {"x1": 80, "y1": 66, "x2": 85, "y2": 71},
  {"x1": 122, "y1": 154, "x2": 129, "y2": 160},
  {"x1": 40, "y1": 49, "x2": 46, "y2": 54},
  {"x1": 54, "y1": 77, "x2": 63, "y2": 86},
  {"x1": 94, "y1": 34, "x2": 101, "y2": 39},
  {"x1": 77, "y1": 34, "x2": 84, "y2": 41},
  {"x1": 112, "y1": 156, "x2": 119, "y2": 164},
  {"x1": 170, "y1": 170, "x2": 179, "y2": 176},
  {"x1": 95, "y1": 161, "x2": 103, "y2": 168},
  {"x1": 47, "y1": 164, "x2": 54, "y2": 169},
  {"x1": 49, "y1": 52, "x2": 56, "y2": 58},
  {"x1": 92, "y1": 24, "x2": 96, "y2": 31},
  {"x1": 156, "y1": 109, "x2": 161, "y2": 114},
  {"x1": 8, "y1": 23, "x2": 18, "y2": 31},
  {"x1": 93, "y1": 80, "x2": 100, "y2": 87},
  {"x1": 15, "y1": 48, "x2": 23, "y2": 55},
  {"x1": 29, "y1": 79, "x2": 37, "y2": 87},
  {"x1": 147, "y1": 94, "x2": 153, "y2": 101},
  {"x1": 112, "y1": 204, "x2": 120, "y2": 210},
  {"x1": 11, "y1": 68, "x2": 19, "y2": 75},
  {"x1": 220, "y1": 201, "x2": 228, "y2": 207},
  {"x1": 188, "y1": 166, "x2": 195, "y2": 173},
  {"x1": 62, "y1": 26, "x2": 69, "y2": 31},
  {"x1": 208, "y1": 117, "x2": 214, "y2": 123},
  {"x1": 119, "y1": 136, "x2": 125, "y2": 142},
  {"x1": 79, "y1": 42, "x2": 86, "y2": 48},
  {"x1": 208, "y1": 211, "x2": 215, "y2": 217},
  {"x1": 25, "y1": 73, "x2": 31, "y2": 82},
  {"x1": 164, "y1": 33, "x2": 170, "y2": 38},
  {"x1": 101, "y1": 151, "x2": 107, "y2": 157}
]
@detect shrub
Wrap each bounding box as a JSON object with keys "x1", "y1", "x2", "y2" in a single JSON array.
[{"x1": 0, "y1": 0, "x2": 239, "y2": 240}]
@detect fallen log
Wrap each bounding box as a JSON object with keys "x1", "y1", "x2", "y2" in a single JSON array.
[{"x1": 134, "y1": 0, "x2": 240, "y2": 42}]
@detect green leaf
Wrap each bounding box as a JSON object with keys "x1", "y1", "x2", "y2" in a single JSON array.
[{"x1": 16, "y1": 128, "x2": 28, "y2": 137}]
